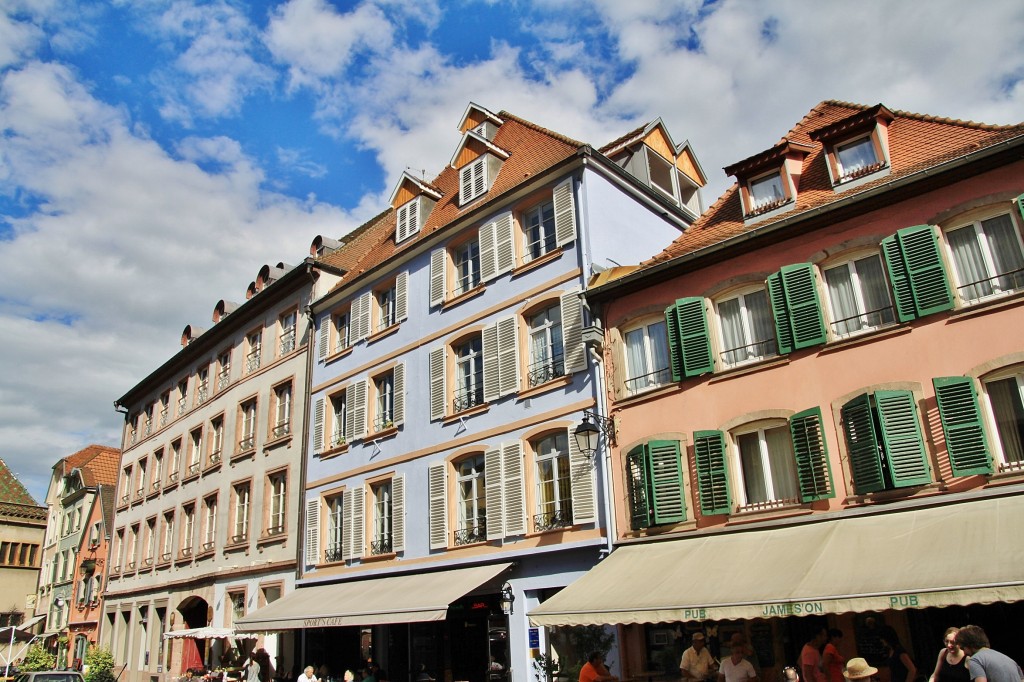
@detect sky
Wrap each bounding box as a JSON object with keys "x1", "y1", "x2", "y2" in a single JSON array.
[{"x1": 1, "y1": 0, "x2": 1022, "y2": 504}]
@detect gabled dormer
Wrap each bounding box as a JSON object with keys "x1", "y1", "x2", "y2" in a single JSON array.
[
  {"x1": 449, "y1": 130, "x2": 510, "y2": 207},
  {"x1": 601, "y1": 118, "x2": 706, "y2": 217},
  {"x1": 808, "y1": 103, "x2": 894, "y2": 189},
  {"x1": 724, "y1": 139, "x2": 815, "y2": 221},
  {"x1": 458, "y1": 102, "x2": 503, "y2": 141},
  {"x1": 388, "y1": 172, "x2": 442, "y2": 244}
]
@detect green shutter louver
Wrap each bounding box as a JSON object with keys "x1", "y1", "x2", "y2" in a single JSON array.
[
  {"x1": 780, "y1": 264, "x2": 827, "y2": 349},
  {"x1": 766, "y1": 272, "x2": 794, "y2": 355},
  {"x1": 1015, "y1": 193, "x2": 1024, "y2": 223},
  {"x1": 789, "y1": 407, "x2": 835, "y2": 501},
  {"x1": 693, "y1": 430, "x2": 731, "y2": 515},
  {"x1": 665, "y1": 304, "x2": 683, "y2": 382},
  {"x1": 841, "y1": 393, "x2": 886, "y2": 494},
  {"x1": 647, "y1": 440, "x2": 687, "y2": 525},
  {"x1": 625, "y1": 446, "x2": 650, "y2": 530},
  {"x1": 875, "y1": 389, "x2": 932, "y2": 488},
  {"x1": 666, "y1": 297, "x2": 713, "y2": 378},
  {"x1": 882, "y1": 225, "x2": 954, "y2": 320},
  {"x1": 933, "y1": 376, "x2": 994, "y2": 476}
]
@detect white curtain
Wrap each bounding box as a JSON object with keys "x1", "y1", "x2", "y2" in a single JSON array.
[
  {"x1": 648, "y1": 321, "x2": 669, "y2": 378},
  {"x1": 718, "y1": 298, "x2": 746, "y2": 365},
  {"x1": 738, "y1": 432, "x2": 768, "y2": 504},
  {"x1": 766, "y1": 426, "x2": 799, "y2": 501},
  {"x1": 856, "y1": 255, "x2": 895, "y2": 326},
  {"x1": 948, "y1": 225, "x2": 991, "y2": 300},
  {"x1": 988, "y1": 378, "x2": 1024, "y2": 464},
  {"x1": 746, "y1": 289, "x2": 778, "y2": 356},
  {"x1": 624, "y1": 328, "x2": 647, "y2": 389},
  {"x1": 825, "y1": 264, "x2": 859, "y2": 335},
  {"x1": 983, "y1": 214, "x2": 1024, "y2": 292}
]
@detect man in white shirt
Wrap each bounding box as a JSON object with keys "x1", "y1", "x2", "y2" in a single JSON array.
[
  {"x1": 719, "y1": 634, "x2": 757, "y2": 682},
  {"x1": 681, "y1": 633, "x2": 717, "y2": 682},
  {"x1": 298, "y1": 667, "x2": 319, "y2": 682}
]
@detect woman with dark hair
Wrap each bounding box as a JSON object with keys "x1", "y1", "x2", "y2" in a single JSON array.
[
  {"x1": 929, "y1": 627, "x2": 969, "y2": 682},
  {"x1": 880, "y1": 631, "x2": 917, "y2": 682},
  {"x1": 822, "y1": 629, "x2": 846, "y2": 682}
]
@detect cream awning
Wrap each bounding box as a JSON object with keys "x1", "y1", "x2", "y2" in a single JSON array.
[
  {"x1": 529, "y1": 494, "x2": 1024, "y2": 626},
  {"x1": 236, "y1": 562, "x2": 511, "y2": 632}
]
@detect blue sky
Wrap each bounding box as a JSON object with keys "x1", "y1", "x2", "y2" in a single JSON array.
[{"x1": 1, "y1": 0, "x2": 1022, "y2": 503}]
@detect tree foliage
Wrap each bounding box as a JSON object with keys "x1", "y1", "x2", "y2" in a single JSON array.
[
  {"x1": 22, "y1": 644, "x2": 56, "y2": 671},
  {"x1": 85, "y1": 646, "x2": 116, "y2": 682}
]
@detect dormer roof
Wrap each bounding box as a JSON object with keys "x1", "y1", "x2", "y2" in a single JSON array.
[
  {"x1": 448, "y1": 129, "x2": 511, "y2": 169},
  {"x1": 600, "y1": 117, "x2": 709, "y2": 188},
  {"x1": 723, "y1": 139, "x2": 816, "y2": 178},
  {"x1": 458, "y1": 102, "x2": 504, "y2": 133},
  {"x1": 388, "y1": 171, "x2": 444, "y2": 207},
  {"x1": 807, "y1": 103, "x2": 895, "y2": 142}
]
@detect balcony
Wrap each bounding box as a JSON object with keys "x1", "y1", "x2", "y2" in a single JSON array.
[
  {"x1": 144, "y1": 419, "x2": 152, "y2": 436},
  {"x1": 187, "y1": 463, "x2": 200, "y2": 476},
  {"x1": 266, "y1": 525, "x2": 285, "y2": 537},
  {"x1": 177, "y1": 397, "x2": 188, "y2": 416},
  {"x1": 625, "y1": 366, "x2": 672, "y2": 396},
  {"x1": 373, "y1": 415, "x2": 395, "y2": 433},
  {"x1": 135, "y1": 488, "x2": 144, "y2": 500},
  {"x1": 238, "y1": 436, "x2": 255, "y2": 452},
  {"x1": 217, "y1": 370, "x2": 230, "y2": 392},
  {"x1": 246, "y1": 351, "x2": 261, "y2": 374},
  {"x1": 160, "y1": 552, "x2": 171, "y2": 562},
  {"x1": 196, "y1": 384, "x2": 209, "y2": 405},
  {"x1": 160, "y1": 407, "x2": 169, "y2": 427},
  {"x1": 151, "y1": 481, "x2": 161, "y2": 492},
  {"x1": 272, "y1": 422, "x2": 291, "y2": 439},
  {"x1": 202, "y1": 541, "x2": 215, "y2": 552},
  {"x1": 168, "y1": 471, "x2": 179, "y2": 483},
  {"x1": 453, "y1": 384, "x2": 484, "y2": 413},
  {"x1": 279, "y1": 331, "x2": 296, "y2": 355},
  {"x1": 330, "y1": 431, "x2": 347, "y2": 448},
  {"x1": 179, "y1": 547, "x2": 192, "y2": 558},
  {"x1": 527, "y1": 352, "x2": 566, "y2": 388},
  {"x1": 454, "y1": 519, "x2": 486, "y2": 546},
  {"x1": 231, "y1": 533, "x2": 248, "y2": 544},
  {"x1": 534, "y1": 504, "x2": 574, "y2": 532},
  {"x1": 370, "y1": 533, "x2": 392, "y2": 556},
  {"x1": 957, "y1": 267, "x2": 1024, "y2": 304},
  {"x1": 324, "y1": 544, "x2": 343, "y2": 563},
  {"x1": 209, "y1": 452, "x2": 221, "y2": 464}
]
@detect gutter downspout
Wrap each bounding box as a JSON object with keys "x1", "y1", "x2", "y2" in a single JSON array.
[{"x1": 299, "y1": 263, "x2": 317, "y2": 667}]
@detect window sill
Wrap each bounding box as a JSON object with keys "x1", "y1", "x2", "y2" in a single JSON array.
[
  {"x1": 723, "y1": 503, "x2": 814, "y2": 526},
  {"x1": 319, "y1": 443, "x2": 350, "y2": 460},
  {"x1": 155, "y1": 559, "x2": 172, "y2": 570},
  {"x1": 174, "y1": 554, "x2": 193, "y2": 567},
  {"x1": 616, "y1": 381, "x2": 680, "y2": 407},
  {"x1": 708, "y1": 355, "x2": 790, "y2": 383},
  {"x1": 819, "y1": 323, "x2": 911, "y2": 354},
  {"x1": 517, "y1": 374, "x2": 573, "y2": 400},
  {"x1": 370, "y1": 425, "x2": 399, "y2": 440},
  {"x1": 363, "y1": 551, "x2": 396, "y2": 563},
  {"x1": 263, "y1": 432, "x2": 292, "y2": 451},
  {"x1": 163, "y1": 480, "x2": 179, "y2": 493},
  {"x1": 195, "y1": 548, "x2": 215, "y2": 560},
  {"x1": 232, "y1": 448, "x2": 256, "y2": 463},
  {"x1": 203, "y1": 459, "x2": 223, "y2": 474},
  {"x1": 257, "y1": 531, "x2": 287, "y2": 548},
  {"x1": 513, "y1": 248, "x2": 564, "y2": 277},
  {"x1": 984, "y1": 466, "x2": 1024, "y2": 487},
  {"x1": 146, "y1": 489, "x2": 161, "y2": 501},
  {"x1": 324, "y1": 346, "x2": 354, "y2": 365},
  {"x1": 443, "y1": 403, "x2": 489, "y2": 424},
  {"x1": 442, "y1": 285, "x2": 487, "y2": 310},
  {"x1": 948, "y1": 289, "x2": 1024, "y2": 320},
  {"x1": 224, "y1": 539, "x2": 248, "y2": 553},
  {"x1": 367, "y1": 323, "x2": 401, "y2": 344},
  {"x1": 181, "y1": 471, "x2": 200, "y2": 485},
  {"x1": 843, "y1": 481, "x2": 943, "y2": 506}
]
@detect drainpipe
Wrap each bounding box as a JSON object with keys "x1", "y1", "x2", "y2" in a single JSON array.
[{"x1": 584, "y1": 311, "x2": 616, "y2": 559}]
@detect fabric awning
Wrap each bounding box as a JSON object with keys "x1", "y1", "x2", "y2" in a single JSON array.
[
  {"x1": 236, "y1": 562, "x2": 511, "y2": 632},
  {"x1": 529, "y1": 494, "x2": 1024, "y2": 626},
  {"x1": 17, "y1": 615, "x2": 45, "y2": 631}
]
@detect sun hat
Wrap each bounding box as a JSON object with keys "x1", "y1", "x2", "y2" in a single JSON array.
[
  {"x1": 844, "y1": 659, "x2": 878, "y2": 680},
  {"x1": 692, "y1": 632, "x2": 706, "y2": 641}
]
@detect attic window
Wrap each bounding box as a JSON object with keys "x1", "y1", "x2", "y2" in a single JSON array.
[
  {"x1": 647, "y1": 150, "x2": 676, "y2": 200},
  {"x1": 461, "y1": 157, "x2": 488, "y2": 205},
  {"x1": 748, "y1": 171, "x2": 787, "y2": 214},
  {"x1": 835, "y1": 136, "x2": 884, "y2": 183},
  {"x1": 396, "y1": 198, "x2": 420, "y2": 243}
]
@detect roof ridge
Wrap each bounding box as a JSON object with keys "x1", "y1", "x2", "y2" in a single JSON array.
[
  {"x1": 598, "y1": 120, "x2": 654, "y2": 154},
  {"x1": 496, "y1": 110, "x2": 586, "y2": 148}
]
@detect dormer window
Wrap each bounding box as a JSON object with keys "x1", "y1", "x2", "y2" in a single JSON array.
[
  {"x1": 451, "y1": 132, "x2": 508, "y2": 207},
  {"x1": 809, "y1": 103, "x2": 893, "y2": 188},
  {"x1": 748, "y1": 171, "x2": 786, "y2": 213},
  {"x1": 835, "y1": 137, "x2": 879, "y2": 179},
  {"x1": 461, "y1": 157, "x2": 488, "y2": 205},
  {"x1": 389, "y1": 173, "x2": 440, "y2": 245},
  {"x1": 725, "y1": 139, "x2": 810, "y2": 220},
  {"x1": 396, "y1": 199, "x2": 420, "y2": 243}
]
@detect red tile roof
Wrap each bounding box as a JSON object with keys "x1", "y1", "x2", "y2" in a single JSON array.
[
  {"x1": 0, "y1": 457, "x2": 41, "y2": 507},
  {"x1": 59, "y1": 444, "x2": 121, "y2": 488},
  {"x1": 644, "y1": 100, "x2": 1024, "y2": 267}
]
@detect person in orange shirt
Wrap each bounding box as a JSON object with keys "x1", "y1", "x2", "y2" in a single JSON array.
[{"x1": 580, "y1": 652, "x2": 618, "y2": 682}]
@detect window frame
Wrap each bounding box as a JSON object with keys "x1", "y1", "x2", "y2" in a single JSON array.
[
  {"x1": 208, "y1": 415, "x2": 224, "y2": 465},
  {"x1": 454, "y1": 453, "x2": 487, "y2": 545},
  {"x1": 713, "y1": 285, "x2": 778, "y2": 369},
  {"x1": 324, "y1": 492, "x2": 345, "y2": 563},
  {"x1": 237, "y1": 397, "x2": 258, "y2": 453},
  {"x1": 820, "y1": 250, "x2": 898, "y2": 340},
  {"x1": 200, "y1": 494, "x2": 218, "y2": 553},
  {"x1": 522, "y1": 199, "x2": 557, "y2": 264},
  {"x1": 245, "y1": 329, "x2": 263, "y2": 374},
  {"x1": 525, "y1": 302, "x2": 565, "y2": 389},
  {"x1": 180, "y1": 503, "x2": 195, "y2": 558},
  {"x1": 278, "y1": 309, "x2": 298, "y2": 356},
  {"x1": 979, "y1": 368, "x2": 1024, "y2": 473},
  {"x1": 621, "y1": 316, "x2": 672, "y2": 395},
  {"x1": 265, "y1": 468, "x2": 287, "y2": 537},
  {"x1": 369, "y1": 478, "x2": 393, "y2": 555},
  {"x1": 532, "y1": 432, "x2": 573, "y2": 532},
  {"x1": 744, "y1": 168, "x2": 789, "y2": 215},
  {"x1": 230, "y1": 481, "x2": 251, "y2": 544},
  {"x1": 270, "y1": 380, "x2": 293, "y2": 440},
  {"x1": 187, "y1": 427, "x2": 203, "y2": 477},
  {"x1": 452, "y1": 333, "x2": 484, "y2": 414},
  {"x1": 216, "y1": 349, "x2": 232, "y2": 392},
  {"x1": 731, "y1": 420, "x2": 801, "y2": 511},
  {"x1": 943, "y1": 208, "x2": 1024, "y2": 305}
]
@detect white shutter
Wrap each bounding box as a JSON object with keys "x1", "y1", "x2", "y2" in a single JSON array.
[
  {"x1": 560, "y1": 290, "x2": 586, "y2": 374},
  {"x1": 318, "y1": 317, "x2": 330, "y2": 361},
  {"x1": 393, "y1": 362, "x2": 405, "y2": 426},
  {"x1": 391, "y1": 474, "x2": 405, "y2": 552},
  {"x1": 349, "y1": 485, "x2": 365, "y2": 559},
  {"x1": 496, "y1": 315, "x2": 520, "y2": 396},
  {"x1": 429, "y1": 248, "x2": 446, "y2": 307},
  {"x1": 341, "y1": 492, "x2": 354, "y2": 561},
  {"x1": 396, "y1": 271, "x2": 408, "y2": 322},
  {"x1": 354, "y1": 292, "x2": 371, "y2": 342},
  {"x1": 429, "y1": 347, "x2": 447, "y2": 421},
  {"x1": 347, "y1": 380, "x2": 367, "y2": 441},
  {"x1": 428, "y1": 462, "x2": 448, "y2": 550},
  {"x1": 407, "y1": 198, "x2": 419, "y2": 238},
  {"x1": 502, "y1": 441, "x2": 526, "y2": 536},
  {"x1": 479, "y1": 219, "x2": 498, "y2": 282},
  {"x1": 460, "y1": 164, "x2": 474, "y2": 204},
  {"x1": 569, "y1": 428, "x2": 596, "y2": 523},
  {"x1": 473, "y1": 159, "x2": 487, "y2": 197},
  {"x1": 494, "y1": 212, "x2": 515, "y2": 276},
  {"x1": 553, "y1": 177, "x2": 577, "y2": 246},
  {"x1": 482, "y1": 322, "x2": 499, "y2": 403},
  {"x1": 485, "y1": 446, "x2": 504, "y2": 540},
  {"x1": 304, "y1": 498, "x2": 320, "y2": 566},
  {"x1": 312, "y1": 397, "x2": 325, "y2": 453}
]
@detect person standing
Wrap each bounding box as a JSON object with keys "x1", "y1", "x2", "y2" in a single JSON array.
[
  {"x1": 823, "y1": 630, "x2": 846, "y2": 682},
  {"x1": 880, "y1": 631, "x2": 917, "y2": 682},
  {"x1": 930, "y1": 628, "x2": 970, "y2": 682},
  {"x1": 298, "y1": 667, "x2": 319, "y2": 682},
  {"x1": 244, "y1": 654, "x2": 261, "y2": 682},
  {"x1": 955, "y1": 625, "x2": 1023, "y2": 682},
  {"x1": 681, "y1": 633, "x2": 718, "y2": 682},
  {"x1": 579, "y1": 652, "x2": 617, "y2": 682},
  {"x1": 719, "y1": 634, "x2": 757, "y2": 682},
  {"x1": 801, "y1": 629, "x2": 828, "y2": 682}
]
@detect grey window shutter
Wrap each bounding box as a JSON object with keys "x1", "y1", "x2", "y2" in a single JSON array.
[
  {"x1": 560, "y1": 290, "x2": 586, "y2": 374},
  {"x1": 485, "y1": 446, "x2": 504, "y2": 540},
  {"x1": 479, "y1": 219, "x2": 498, "y2": 282},
  {"x1": 428, "y1": 462, "x2": 448, "y2": 550},
  {"x1": 502, "y1": 441, "x2": 526, "y2": 536},
  {"x1": 349, "y1": 484, "x2": 364, "y2": 559},
  {"x1": 553, "y1": 177, "x2": 577, "y2": 246},
  {"x1": 429, "y1": 248, "x2": 446, "y2": 307},
  {"x1": 347, "y1": 380, "x2": 367, "y2": 441},
  {"x1": 497, "y1": 316, "x2": 520, "y2": 396},
  {"x1": 312, "y1": 397, "x2": 325, "y2": 453},
  {"x1": 494, "y1": 212, "x2": 515, "y2": 276},
  {"x1": 393, "y1": 362, "x2": 406, "y2": 426},
  {"x1": 569, "y1": 426, "x2": 597, "y2": 523},
  {"x1": 482, "y1": 322, "x2": 499, "y2": 403},
  {"x1": 318, "y1": 317, "x2": 330, "y2": 361},
  {"x1": 304, "y1": 498, "x2": 319, "y2": 566},
  {"x1": 391, "y1": 474, "x2": 405, "y2": 552},
  {"x1": 396, "y1": 271, "x2": 408, "y2": 322},
  {"x1": 354, "y1": 292, "x2": 371, "y2": 342},
  {"x1": 429, "y1": 347, "x2": 447, "y2": 421},
  {"x1": 341, "y1": 492, "x2": 354, "y2": 561}
]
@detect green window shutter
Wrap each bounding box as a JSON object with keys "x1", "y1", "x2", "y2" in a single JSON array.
[
  {"x1": 1016, "y1": 193, "x2": 1024, "y2": 222},
  {"x1": 648, "y1": 440, "x2": 686, "y2": 525},
  {"x1": 664, "y1": 304, "x2": 683, "y2": 382},
  {"x1": 625, "y1": 446, "x2": 650, "y2": 530},
  {"x1": 841, "y1": 394, "x2": 886, "y2": 494},
  {"x1": 693, "y1": 430, "x2": 731, "y2": 515},
  {"x1": 789, "y1": 407, "x2": 835, "y2": 501},
  {"x1": 766, "y1": 272, "x2": 794, "y2": 355},
  {"x1": 780, "y1": 264, "x2": 827, "y2": 349},
  {"x1": 897, "y1": 225, "x2": 954, "y2": 318},
  {"x1": 881, "y1": 234, "x2": 917, "y2": 323},
  {"x1": 667, "y1": 297, "x2": 714, "y2": 377},
  {"x1": 875, "y1": 389, "x2": 932, "y2": 488},
  {"x1": 932, "y1": 377, "x2": 994, "y2": 476}
]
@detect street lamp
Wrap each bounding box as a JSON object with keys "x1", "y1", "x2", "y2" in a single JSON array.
[
  {"x1": 573, "y1": 411, "x2": 615, "y2": 459},
  {"x1": 499, "y1": 583, "x2": 515, "y2": 616}
]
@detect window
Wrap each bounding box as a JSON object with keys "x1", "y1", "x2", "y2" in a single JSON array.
[
  {"x1": 195, "y1": 368, "x2": 209, "y2": 406},
  {"x1": 161, "y1": 512, "x2": 174, "y2": 561},
  {"x1": 168, "y1": 440, "x2": 181, "y2": 483},
  {"x1": 217, "y1": 350, "x2": 231, "y2": 392},
  {"x1": 835, "y1": 136, "x2": 880, "y2": 181},
  {"x1": 623, "y1": 319, "x2": 671, "y2": 394},
  {"x1": 373, "y1": 371, "x2": 395, "y2": 431},
  {"x1": 534, "y1": 433, "x2": 572, "y2": 530},
  {"x1": 246, "y1": 330, "x2": 262, "y2": 374},
  {"x1": 112, "y1": 529, "x2": 124, "y2": 571},
  {"x1": 823, "y1": 254, "x2": 896, "y2": 338},
  {"x1": 238, "y1": 399, "x2": 257, "y2": 452},
  {"x1": 333, "y1": 309, "x2": 351, "y2": 353},
  {"x1": 748, "y1": 171, "x2": 785, "y2": 212},
  {"x1": 981, "y1": 372, "x2": 1024, "y2": 472},
  {"x1": 228, "y1": 592, "x2": 245, "y2": 626},
  {"x1": 135, "y1": 460, "x2": 147, "y2": 499},
  {"x1": 159, "y1": 391, "x2": 170, "y2": 427},
  {"x1": 180, "y1": 504, "x2": 194, "y2": 557},
  {"x1": 693, "y1": 408, "x2": 834, "y2": 515},
  {"x1": 330, "y1": 392, "x2": 348, "y2": 448},
  {"x1": 187, "y1": 428, "x2": 202, "y2": 476},
  {"x1": 232, "y1": 482, "x2": 250, "y2": 543},
  {"x1": 376, "y1": 284, "x2": 396, "y2": 331},
  {"x1": 151, "y1": 449, "x2": 163, "y2": 492},
  {"x1": 715, "y1": 289, "x2": 777, "y2": 368},
  {"x1": 271, "y1": 382, "x2": 292, "y2": 438},
  {"x1": 626, "y1": 441, "x2": 686, "y2": 530},
  {"x1": 453, "y1": 238, "x2": 481, "y2": 296},
  {"x1": 201, "y1": 495, "x2": 217, "y2": 551},
  {"x1": 267, "y1": 471, "x2": 286, "y2": 536},
  {"x1": 125, "y1": 524, "x2": 137, "y2": 569},
  {"x1": 120, "y1": 467, "x2": 132, "y2": 505},
  {"x1": 647, "y1": 149, "x2": 677, "y2": 199},
  {"x1": 279, "y1": 310, "x2": 297, "y2": 355},
  {"x1": 144, "y1": 518, "x2": 156, "y2": 565},
  {"x1": 455, "y1": 455, "x2": 486, "y2": 545},
  {"x1": 143, "y1": 404, "x2": 153, "y2": 436},
  {"x1": 840, "y1": 391, "x2": 931, "y2": 494},
  {"x1": 396, "y1": 197, "x2": 421, "y2": 243},
  {"x1": 453, "y1": 335, "x2": 484, "y2": 412},
  {"x1": 527, "y1": 304, "x2": 564, "y2": 387},
  {"x1": 523, "y1": 200, "x2": 556, "y2": 263},
  {"x1": 325, "y1": 494, "x2": 344, "y2": 562},
  {"x1": 177, "y1": 379, "x2": 189, "y2": 416},
  {"x1": 947, "y1": 212, "x2": 1024, "y2": 303},
  {"x1": 209, "y1": 417, "x2": 224, "y2": 464},
  {"x1": 370, "y1": 480, "x2": 392, "y2": 555},
  {"x1": 460, "y1": 156, "x2": 488, "y2": 204}
]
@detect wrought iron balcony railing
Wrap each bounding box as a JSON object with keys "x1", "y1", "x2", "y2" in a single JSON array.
[
  {"x1": 454, "y1": 519, "x2": 486, "y2": 546},
  {"x1": 527, "y1": 352, "x2": 565, "y2": 387}
]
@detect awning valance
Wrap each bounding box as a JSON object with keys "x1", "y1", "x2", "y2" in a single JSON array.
[
  {"x1": 529, "y1": 495, "x2": 1024, "y2": 626},
  {"x1": 163, "y1": 627, "x2": 258, "y2": 640},
  {"x1": 236, "y1": 562, "x2": 511, "y2": 632}
]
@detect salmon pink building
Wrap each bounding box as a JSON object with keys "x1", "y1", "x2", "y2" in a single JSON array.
[{"x1": 530, "y1": 102, "x2": 1024, "y2": 674}]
